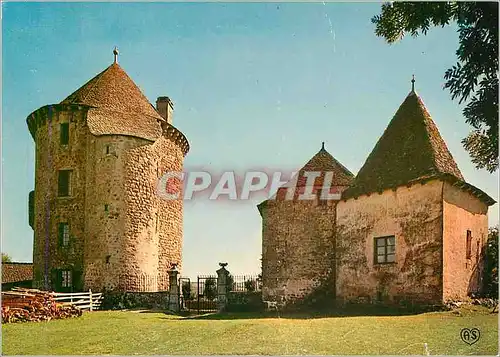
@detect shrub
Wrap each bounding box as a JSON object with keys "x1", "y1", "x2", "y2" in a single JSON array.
[
  {"x1": 484, "y1": 227, "x2": 498, "y2": 298},
  {"x1": 182, "y1": 282, "x2": 191, "y2": 300},
  {"x1": 225, "y1": 292, "x2": 264, "y2": 312},
  {"x1": 204, "y1": 278, "x2": 217, "y2": 301},
  {"x1": 244, "y1": 279, "x2": 257, "y2": 292}
]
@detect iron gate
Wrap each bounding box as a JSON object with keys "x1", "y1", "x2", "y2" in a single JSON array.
[{"x1": 179, "y1": 275, "x2": 218, "y2": 314}]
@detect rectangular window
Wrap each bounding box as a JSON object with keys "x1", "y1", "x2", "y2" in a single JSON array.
[
  {"x1": 58, "y1": 223, "x2": 70, "y2": 247},
  {"x1": 58, "y1": 170, "x2": 72, "y2": 197},
  {"x1": 374, "y1": 236, "x2": 396, "y2": 264},
  {"x1": 60, "y1": 123, "x2": 69, "y2": 145},
  {"x1": 61, "y1": 270, "x2": 72, "y2": 288},
  {"x1": 105, "y1": 145, "x2": 110, "y2": 155},
  {"x1": 466, "y1": 230, "x2": 472, "y2": 259}
]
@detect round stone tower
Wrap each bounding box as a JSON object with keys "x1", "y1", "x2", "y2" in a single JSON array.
[{"x1": 27, "y1": 52, "x2": 189, "y2": 292}]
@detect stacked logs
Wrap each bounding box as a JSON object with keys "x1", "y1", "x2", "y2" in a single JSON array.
[{"x1": 2, "y1": 288, "x2": 82, "y2": 323}]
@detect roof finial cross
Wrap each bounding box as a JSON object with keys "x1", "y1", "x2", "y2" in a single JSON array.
[
  {"x1": 113, "y1": 46, "x2": 119, "y2": 64},
  {"x1": 321, "y1": 141, "x2": 325, "y2": 150},
  {"x1": 411, "y1": 74, "x2": 415, "y2": 92}
]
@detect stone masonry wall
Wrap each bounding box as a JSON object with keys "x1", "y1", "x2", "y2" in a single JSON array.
[
  {"x1": 442, "y1": 182, "x2": 488, "y2": 301},
  {"x1": 120, "y1": 134, "x2": 184, "y2": 292},
  {"x1": 261, "y1": 196, "x2": 337, "y2": 302},
  {"x1": 336, "y1": 180, "x2": 444, "y2": 305},
  {"x1": 83, "y1": 134, "x2": 151, "y2": 291},
  {"x1": 32, "y1": 106, "x2": 88, "y2": 290}
]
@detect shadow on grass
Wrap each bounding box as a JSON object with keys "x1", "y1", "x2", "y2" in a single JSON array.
[{"x1": 169, "y1": 305, "x2": 446, "y2": 320}]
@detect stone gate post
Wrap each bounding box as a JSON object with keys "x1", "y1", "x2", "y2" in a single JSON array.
[
  {"x1": 168, "y1": 264, "x2": 179, "y2": 312},
  {"x1": 216, "y1": 262, "x2": 230, "y2": 312}
]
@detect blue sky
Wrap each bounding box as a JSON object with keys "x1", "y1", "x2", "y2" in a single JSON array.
[{"x1": 2, "y1": 2, "x2": 498, "y2": 278}]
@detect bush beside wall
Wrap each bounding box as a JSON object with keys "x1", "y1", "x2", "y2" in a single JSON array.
[
  {"x1": 225, "y1": 292, "x2": 264, "y2": 312},
  {"x1": 100, "y1": 290, "x2": 170, "y2": 310}
]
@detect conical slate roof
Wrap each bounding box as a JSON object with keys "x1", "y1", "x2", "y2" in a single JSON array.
[
  {"x1": 257, "y1": 145, "x2": 353, "y2": 212},
  {"x1": 61, "y1": 62, "x2": 163, "y2": 140},
  {"x1": 295, "y1": 144, "x2": 354, "y2": 187},
  {"x1": 343, "y1": 90, "x2": 464, "y2": 199}
]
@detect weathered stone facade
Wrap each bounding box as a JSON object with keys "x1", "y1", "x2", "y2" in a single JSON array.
[
  {"x1": 442, "y1": 182, "x2": 489, "y2": 300},
  {"x1": 336, "y1": 180, "x2": 444, "y2": 304},
  {"x1": 259, "y1": 146, "x2": 354, "y2": 302},
  {"x1": 259, "y1": 88, "x2": 496, "y2": 306},
  {"x1": 28, "y1": 59, "x2": 188, "y2": 292}
]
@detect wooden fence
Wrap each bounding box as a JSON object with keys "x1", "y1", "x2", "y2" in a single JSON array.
[{"x1": 51, "y1": 290, "x2": 103, "y2": 311}]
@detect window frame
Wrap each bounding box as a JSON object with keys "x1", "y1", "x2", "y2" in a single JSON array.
[
  {"x1": 58, "y1": 170, "x2": 72, "y2": 197},
  {"x1": 374, "y1": 235, "x2": 396, "y2": 265},
  {"x1": 58, "y1": 222, "x2": 70, "y2": 248},
  {"x1": 61, "y1": 270, "x2": 72, "y2": 288}
]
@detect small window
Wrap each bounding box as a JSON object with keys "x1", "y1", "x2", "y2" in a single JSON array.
[
  {"x1": 58, "y1": 223, "x2": 70, "y2": 247},
  {"x1": 105, "y1": 145, "x2": 111, "y2": 155},
  {"x1": 61, "y1": 270, "x2": 72, "y2": 288},
  {"x1": 104, "y1": 204, "x2": 109, "y2": 212},
  {"x1": 58, "y1": 170, "x2": 72, "y2": 197},
  {"x1": 374, "y1": 236, "x2": 396, "y2": 264},
  {"x1": 466, "y1": 230, "x2": 472, "y2": 259},
  {"x1": 60, "y1": 123, "x2": 69, "y2": 145}
]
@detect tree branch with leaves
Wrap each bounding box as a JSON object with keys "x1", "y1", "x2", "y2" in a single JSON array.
[{"x1": 372, "y1": 2, "x2": 498, "y2": 172}]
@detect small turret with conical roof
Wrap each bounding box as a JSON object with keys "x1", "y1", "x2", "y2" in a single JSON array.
[
  {"x1": 257, "y1": 142, "x2": 353, "y2": 213},
  {"x1": 343, "y1": 76, "x2": 465, "y2": 199}
]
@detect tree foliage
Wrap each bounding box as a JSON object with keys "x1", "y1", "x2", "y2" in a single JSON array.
[
  {"x1": 372, "y1": 2, "x2": 498, "y2": 172},
  {"x1": 2, "y1": 253, "x2": 12, "y2": 263},
  {"x1": 483, "y1": 226, "x2": 498, "y2": 298}
]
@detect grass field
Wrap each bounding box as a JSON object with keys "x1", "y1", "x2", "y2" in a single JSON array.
[{"x1": 2, "y1": 306, "x2": 498, "y2": 355}]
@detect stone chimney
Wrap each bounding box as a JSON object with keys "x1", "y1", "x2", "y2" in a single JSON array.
[{"x1": 156, "y1": 96, "x2": 174, "y2": 124}]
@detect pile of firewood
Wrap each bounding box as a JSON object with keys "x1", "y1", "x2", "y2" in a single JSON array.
[{"x1": 1, "y1": 288, "x2": 82, "y2": 323}]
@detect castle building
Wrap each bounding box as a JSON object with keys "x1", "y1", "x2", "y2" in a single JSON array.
[
  {"x1": 27, "y1": 50, "x2": 189, "y2": 292},
  {"x1": 258, "y1": 83, "x2": 496, "y2": 305}
]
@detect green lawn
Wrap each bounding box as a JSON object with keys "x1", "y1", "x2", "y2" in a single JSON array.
[{"x1": 2, "y1": 306, "x2": 498, "y2": 355}]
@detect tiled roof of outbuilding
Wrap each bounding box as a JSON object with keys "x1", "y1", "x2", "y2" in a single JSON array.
[
  {"x1": 2, "y1": 263, "x2": 33, "y2": 284},
  {"x1": 257, "y1": 145, "x2": 353, "y2": 213},
  {"x1": 296, "y1": 144, "x2": 354, "y2": 187},
  {"x1": 343, "y1": 90, "x2": 464, "y2": 199},
  {"x1": 61, "y1": 62, "x2": 163, "y2": 141}
]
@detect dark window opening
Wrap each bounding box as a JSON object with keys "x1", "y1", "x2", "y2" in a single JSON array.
[
  {"x1": 374, "y1": 236, "x2": 396, "y2": 264},
  {"x1": 466, "y1": 230, "x2": 472, "y2": 259},
  {"x1": 106, "y1": 255, "x2": 111, "y2": 264},
  {"x1": 60, "y1": 123, "x2": 69, "y2": 145},
  {"x1": 58, "y1": 222, "x2": 70, "y2": 247},
  {"x1": 58, "y1": 170, "x2": 72, "y2": 197},
  {"x1": 105, "y1": 145, "x2": 111, "y2": 155}
]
